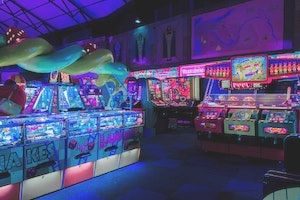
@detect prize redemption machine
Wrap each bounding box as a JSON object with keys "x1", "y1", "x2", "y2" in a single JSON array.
[
  {"x1": 257, "y1": 89, "x2": 298, "y2": 160},
  {"x1": 95, "y1": 111, "x2": 124, "y2": 176},
  {"x1": 22, "y1": 116, "x2": 66, "y2": 200},
  {"x1": 56, "y1": 83, "x2": 99, "y2": 187},
  {"x1": 0, "y1": 119, "x2": 24, "y2": 200},
  {"x1": 120, "y1": 110, "x2": 144, "y2": 168}
]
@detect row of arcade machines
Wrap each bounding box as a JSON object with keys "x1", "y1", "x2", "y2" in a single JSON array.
[
  {"x1": 127, "y1": 77, "x2": 201, "y2": 134},
  {"x1": 195, "y1": 78, "x2": 299, "y2": 159},
  {"x1": 0, "y1": 82, "x2": 144, "y2": 200}
]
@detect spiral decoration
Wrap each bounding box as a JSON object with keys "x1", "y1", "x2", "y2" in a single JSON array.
[{"x1": 0, "y1": 28, "x2": 129, "y2": 91}]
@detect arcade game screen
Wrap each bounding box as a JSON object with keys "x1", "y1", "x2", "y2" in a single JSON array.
[
  {"x1": 127, "y1": 80, "x2": 141, "y2": 103},
  {"x1": 79, "y1": 77, "x2": 104, "y2": 109},
  {"x1": 59, "y1": 85, "x2": 85, "y2": 112},
  {"x1": 162, "y1": 78, "x2": 191, "y2": 104},
  {"x1": 148, "y1": 79, "x2": 162, "y2": 100},
  {"x1": 231, "y1": 56, "x2": 268, "y2": 83},
  {"x1": 25, "y1": 87, "x2": 39, "y2": 108},
  {"x1": 33, "y1": 86, "x2": 53, "y2": 113}
]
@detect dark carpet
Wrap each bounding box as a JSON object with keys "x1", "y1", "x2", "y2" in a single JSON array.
[{"x1": 38, "y1": 130, "x2": 278, "y2": 200}]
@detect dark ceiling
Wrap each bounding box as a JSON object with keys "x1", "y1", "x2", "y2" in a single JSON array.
[{"x1": 0, "y1": 0, "x2": 252, "y2": 45}]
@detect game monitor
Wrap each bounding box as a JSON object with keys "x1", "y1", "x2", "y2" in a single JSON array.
[
  {"x1": 58, "y1": 85, "x2": 85, "y2": 112},
  {"x1": 147, "y1": 79, "x2": 165, "y2": 106},
  {"x1": 32, "y1": 86, "x2": 54, "y2": 113},
  {"x1": 161, "y1": 77, "x2": 191, "y2": 106}
]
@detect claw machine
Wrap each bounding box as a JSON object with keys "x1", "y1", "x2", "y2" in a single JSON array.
[
  {"x1": 0, "y1": 117, "x2": 24, "y2": 200},
  {"x1": 63, "y1": 112, "x2": 98, "y2": 187},
  {"x1": 22, "y1": 115, "x2": 66, "y2": 200},
  {"x1": 95, "y1": 111, "x2": 123, "y2": 176},
  {"x1": 120, "y1": 110, "x2": 144, "y2": 168}
]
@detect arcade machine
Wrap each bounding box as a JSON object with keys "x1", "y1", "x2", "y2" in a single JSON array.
[
  {"x1": 0, "y1": 118, "x2": 24, "y2": 200},
  {"x1": 194, "y1": 100, "x2": 227, "y2": 136},
  {"x1": 22, "y1": 115, "x2": 66, "y2": 200},
  {"x1": 138, "y1": 78, "x2": 166, "y2": 135},
  {"x1": 125, "y1": 77, "x2": 142, "y2": 109},
  {"x1": 120, "y1": 110, "x2": 144, "y2": 168},
  {"x1": 63, "y1": 112, "x2": 98, "y2": 187},
  {"x1": 160, "y1": 77, "x2": 198, "y2": 130},
  {"x1": 257, "y1": 88, "x2": 298, "y2": 148},
  {"x1": 95, "y1": 111, "x2": 123, "y2": 176},
  {"x1": 146, "y1": 78, "x2": 169, "y2": 133}
]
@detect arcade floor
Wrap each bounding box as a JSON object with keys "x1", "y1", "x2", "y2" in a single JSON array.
[{"x1": 38, "y1": 129, "x2": 277, "y2": 200}]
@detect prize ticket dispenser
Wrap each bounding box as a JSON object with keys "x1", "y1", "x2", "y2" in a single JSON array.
[{"x1": 0, "y1": 118, "x2": 23, "y2": 200}]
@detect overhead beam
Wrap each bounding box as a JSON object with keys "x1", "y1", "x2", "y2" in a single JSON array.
[
  {"x1": 49, "y1": 0, "x2": 81, "y2": 24},
  {"x1": 0, "y1": 5, "x2": 44, "y2": 35},
  {"x1": 10, "y1": 1, "x2": 57, "y2": 32},
  {"x1": 68, "y1": 0, "x2": 94, "y2": 21}
]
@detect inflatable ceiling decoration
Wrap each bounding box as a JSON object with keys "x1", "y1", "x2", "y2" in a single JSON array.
[{"x1": 0, "y1": 28, "x2": 129, "y2": 90}]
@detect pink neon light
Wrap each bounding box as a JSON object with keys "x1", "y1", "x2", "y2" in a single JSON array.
[
  {"x1": 63, "y1": 162, "x2": 94, "y2": 187},
  {"x1": 0, "y1": 184, "x2": 20, "y2": 200},
  {"x1": 179, "y1": 64, "x2": 206, "y2": 77}
]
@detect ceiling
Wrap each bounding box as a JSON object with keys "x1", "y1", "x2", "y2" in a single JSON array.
[{"x1": 0, "y1": 0, "x2": 131, "y2": 36}]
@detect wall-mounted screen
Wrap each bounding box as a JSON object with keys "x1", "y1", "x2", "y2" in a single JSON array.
[{"x1": 231, "y1": 56, "x2": 268, "y2": 83}]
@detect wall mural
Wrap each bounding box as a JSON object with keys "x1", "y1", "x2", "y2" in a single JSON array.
[{"x1": 191, "y1": 0, "x2": 285, "y2": 60}]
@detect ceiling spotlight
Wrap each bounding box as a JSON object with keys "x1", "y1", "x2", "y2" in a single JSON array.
[{"x1": 135, "y1": 18, "x2": 141, "y2": 24}]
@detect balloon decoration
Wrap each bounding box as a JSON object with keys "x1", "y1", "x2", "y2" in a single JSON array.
[{"x1": 0, "y1": 28, "x2": 129, "y2": 94}]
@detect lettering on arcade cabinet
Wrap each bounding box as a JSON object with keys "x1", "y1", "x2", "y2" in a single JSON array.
[
  {"x1": 0, "y1": 152, "x2": 22, "y2": 172},
  {"x1": 26, "y1": 143, "x2": 55, "y2": 165}
]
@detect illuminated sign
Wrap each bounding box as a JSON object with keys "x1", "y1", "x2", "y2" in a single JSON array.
[
  {"x1": 129, "y1": 67, "x2": 179, "y2": 80},
  {"x1": 264, "y1": 127, "x2": 288, "y2": 135},
  {"x1": 232, "y1": 56, "x2": 268, "y2": 83},
  {"x1": 179, "y1": 64, "x2": 206, "y2": 77}
]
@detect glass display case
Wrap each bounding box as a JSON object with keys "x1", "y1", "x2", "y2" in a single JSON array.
[
  {"x1": 123, "y1": 111, "x2": 144, "y2": 128},
  {"x1": 25, "y1": 120, "x2": 65, "y2": 143},
  {"x1": 99, "y1": 111, "x2": 123, "y2": 130},
  {"x1": 67, "y1": 114, "x2": 98, "y2": 136},
  {"x1": 0, "y1": 125, "x2": 22, "y2": 147}
]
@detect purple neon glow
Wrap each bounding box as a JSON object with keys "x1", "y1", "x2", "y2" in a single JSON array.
[
  {"x1": 99, "y1": 131, "x2": 123, "y2": 148},
  {"x1": 192, "y1": 0, "x2": 285, "y2": 60},
  {"x1": 0, "y1": 0, "x2": 129, "y2": 36}
]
